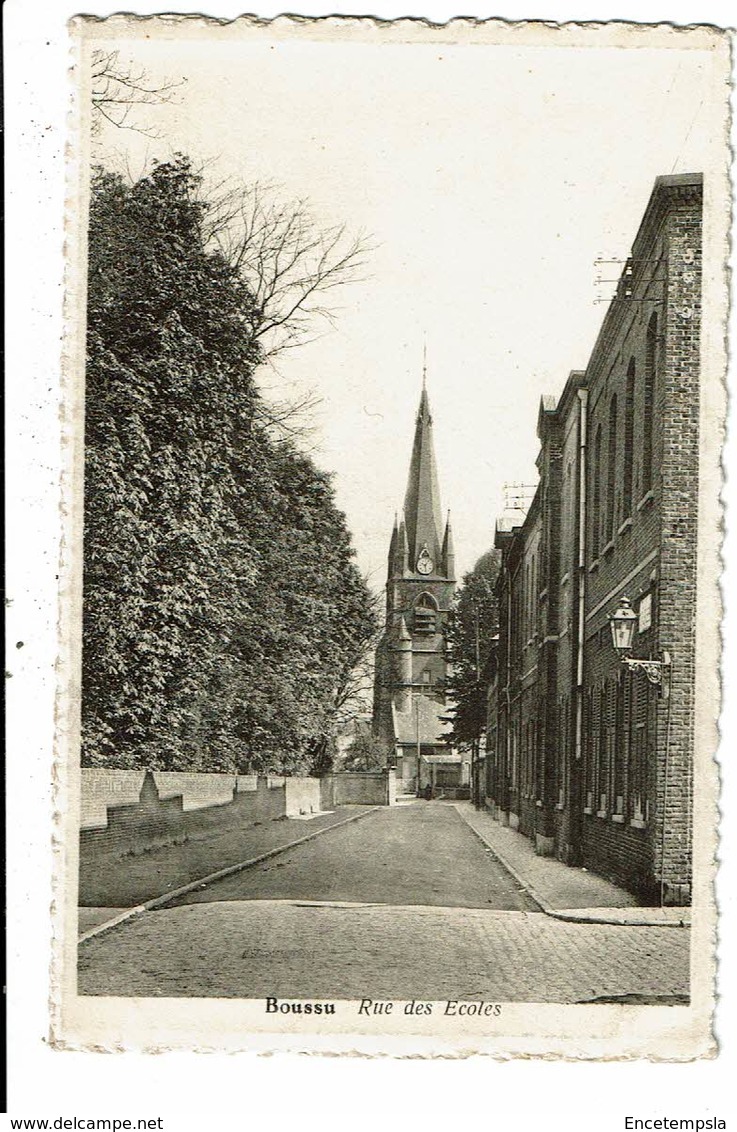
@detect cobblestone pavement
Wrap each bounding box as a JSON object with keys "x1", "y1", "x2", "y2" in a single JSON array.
[
  {"x1": 167, "y1": 801, "x2": 537, "y2": 911},
  {"x1": 78, "y1": 899, "x2": 690, "y2": 1002},
  {"x1": 78, "y1": 803, "x2": 689, "y2": 1002}
]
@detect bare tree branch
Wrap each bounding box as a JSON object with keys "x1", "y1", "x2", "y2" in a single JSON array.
[
  {"x1": 200, "y1": 176, "x2": 374, "y2": 363},
  {"x1": 328, "y1": 587, "x2": 384, "y2": 731},
  {"x1": 98, "y1": 152, "x2": 374, "y2": 439},
  {"x1": 252, "y1": 387, "x2": 324, "y2": 446},
  {"x1": 91, "y1": 49, "x2": 185, "y2": 137}
]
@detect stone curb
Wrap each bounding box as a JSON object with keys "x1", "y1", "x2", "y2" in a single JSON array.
[
  {"x1": 78, "y1": 806, "x2": 382, "y2": 944},
  {"x1": 277, "y1": 899, "x2": 535, "y2": 916},
  {"x1": 546, "y1": 908, "x2": 690, "y2": 927},
  {"x1": 458, "y1": 810, "x2": 548, "y2": 914},
  {"x1": 455, "y1": 807, "x2": 689, "y2": 928}
]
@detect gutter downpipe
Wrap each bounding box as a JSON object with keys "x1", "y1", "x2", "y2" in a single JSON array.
[
  {"x1": 505, "y1": 568, "x2": 513, "y2": 825},
  {"x1": 573, "y1": 388, "x2": 589, "y2": 859}
]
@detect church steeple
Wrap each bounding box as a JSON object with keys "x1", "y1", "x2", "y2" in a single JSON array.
[
  {"x1": 402, "y1": 385, "x2": 444, "y2": 572},
  {"x1": 373, "y1": 373, "x2": 457, "y2": 781}
]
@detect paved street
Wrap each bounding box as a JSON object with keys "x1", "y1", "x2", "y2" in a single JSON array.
[
  {"x1": 79, "y1": 805, "x2": 368, "y2": 910},
  {"x1": 78, "y1": 899, "x2": 688, "y2": 1002},
  {"x1": 78, "y1": 802, "x2": 689, "y2": 1002},
  {"x1": 167, "y1": 801, "x2": 537, "y2": 911}
]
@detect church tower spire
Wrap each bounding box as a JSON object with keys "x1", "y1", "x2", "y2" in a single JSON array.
[
  {"x1": 402, "y1": 384, "x2": 444, "y2": 573},
  {"x1": 373, "y1": 375, "x2": 459, "y2": 792}
]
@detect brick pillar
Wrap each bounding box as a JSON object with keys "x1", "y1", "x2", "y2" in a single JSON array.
[{"x1": 652, "y1": 193, "x2": 701, "y2": 905}]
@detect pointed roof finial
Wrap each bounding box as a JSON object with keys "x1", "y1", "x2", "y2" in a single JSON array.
[
  {"x1": 403, "y1": 383, "x2": 443, "y2": 566},
  {"x1": 442, "y1": 510, "x2": 455, "y2": 581},
  {"x1": 398, "y1": 511, "x2": 409, "y2": 551},
  {"x1": 422, "y1": 339, "x2": 427, "y2": 389},
  {"x1": 397, "y1": 614, "x2": 411, "y2": 643}
]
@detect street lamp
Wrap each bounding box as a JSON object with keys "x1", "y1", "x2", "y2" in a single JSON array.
[{"x1": 607, "y1": 596, "x2": 671, "y2": 690}]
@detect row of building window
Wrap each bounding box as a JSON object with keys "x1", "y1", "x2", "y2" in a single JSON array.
[
  {"x1": 507, "y1": 316, "x2": 659, "y2": 642},
  {"x1": 508, "y1": 551, "x2": 540, "y2": 657},
  {"x1": 590, "y1": 312, "x2": 659, "y2": 560},
  {"x1": 583, "y1": 670, "x2": 652, "y2": 824},
  {"x1": 501, "y1": 667, "x2": 653, "y2": 824}
]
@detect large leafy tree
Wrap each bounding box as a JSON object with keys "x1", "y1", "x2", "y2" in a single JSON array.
[
  {"x1": 83, "y1": 157, "x2": 377, "y2": 772},
  {"x1": 444, "y1": 550, "x2": 501, "y2": 751},
  {"x1": 341, "y1": 723, "x2": 386, "y2": 772}
]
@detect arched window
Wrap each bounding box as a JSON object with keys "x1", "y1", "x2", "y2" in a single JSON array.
[
  {"x1": 643, "y1": 314, "x2": 657, "y2": 494},
  {"x1": 623, "y1": 359, "x2": 635, "y2": 517},
  {"x1": 591, "y1": 424, "x2": 602, "y2": 560},
  {"x1": 413, "y1": 592, "x2": 437, "y2": 635},
  {"x1": 606, "y1": 393, "x2": 618, "y2": 543}
]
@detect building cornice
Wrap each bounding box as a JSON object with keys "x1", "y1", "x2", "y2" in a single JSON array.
[{"x1": 585, "y1": 174, "x2": 702, "y2": 388}]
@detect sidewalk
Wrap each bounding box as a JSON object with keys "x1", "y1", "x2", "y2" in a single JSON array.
[
  {"x1": 79, "y1": 805, "x2": 376, "y2": 937},
  {"x1": 455, "y1": 803, "x2": 690, "y2": 927}
]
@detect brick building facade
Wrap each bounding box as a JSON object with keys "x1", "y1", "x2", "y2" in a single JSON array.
[{"x1": 484, "y1": 173, "x2": 702, "y2": 905}]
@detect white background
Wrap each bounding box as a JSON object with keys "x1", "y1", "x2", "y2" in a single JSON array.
[{"x1": 4, "y1": 0, "x2": 736, "y2": 1127}]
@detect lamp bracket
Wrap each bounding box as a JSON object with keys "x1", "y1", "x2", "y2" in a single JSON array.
[{"x1": 621, "y1": 657, "x2": 669, "y2": 686}]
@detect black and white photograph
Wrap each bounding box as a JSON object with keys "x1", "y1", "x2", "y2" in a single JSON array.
[{"x1": 40, "y1": 12, "x2": 729, "y2": 1057}]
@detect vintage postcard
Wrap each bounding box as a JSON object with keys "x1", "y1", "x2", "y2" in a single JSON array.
[{"x1": 54, "y1": 14, "x2": 730, "y2": 1057}]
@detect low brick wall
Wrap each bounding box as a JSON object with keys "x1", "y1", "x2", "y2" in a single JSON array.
[
  {"x1": 79, "y1": 767, "x2": 395, "y2": 866},
  {"x1": 80, "y1": 768, "x2": 264, "y2": 829},
  {"x1": 79, "y1": 771, "x2": 286, "y2": 861},
  {"x1": 153, "y1": 772, "x2": 240, "y2": 811},
  {"x1": 435, "y1": 785, "x2": 470, "y2": 801},
  {"x1": 284, "y1": 776, "x2": 321, "y2": 816},
  {"x1": 326, "y1": 769, "x2": 396, "y2": 806},
  {"x1": 320, "y1": 775, "x2": 336, "y2": 811},
  {"x1": 81, "y1": 769, "x2": 147, "y2": 830}
]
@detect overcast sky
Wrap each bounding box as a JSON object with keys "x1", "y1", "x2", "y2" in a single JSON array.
[{"x1": 87, "y1": 21, "x2": 726, "y2": 588}]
